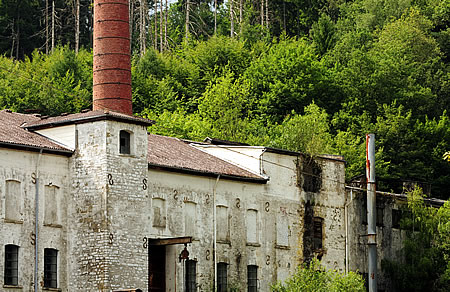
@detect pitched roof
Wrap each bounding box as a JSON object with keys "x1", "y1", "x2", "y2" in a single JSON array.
[
  {"x1": 148, "y1": 134, "x2": 268, "y2": 183},
  {"x1": 0, "y1": 109, "x2": 73, "y2": 155},
  {"x1": 23, "y1": 110, "x2": 154, "y2": 130},
  {"x1": 0, "y1": 110, "x2": 267, "y2": 181}
]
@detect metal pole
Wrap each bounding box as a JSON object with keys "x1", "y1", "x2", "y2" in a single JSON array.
[
  {"x1": 213, "y1": 175, "x2": 220, "y2": 291},
  {"x1": 366, "y1": 134, "x2": 377, "y2": 292},
  {"x1": 35, "y1": 149, "x2": 43, "y2": 292}
]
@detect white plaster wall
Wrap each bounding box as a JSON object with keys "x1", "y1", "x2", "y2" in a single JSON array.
[
  {"x1": 192, "y1": 145, "x2": 265, "y2": 175},
  {"x1": 36, "y1": 124, "x2": 76, "y2": 150},
  {"x1": 0, "y1": 148, "x2": 70, "y2": 291}
]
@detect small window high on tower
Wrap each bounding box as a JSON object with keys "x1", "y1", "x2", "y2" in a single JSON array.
[{"x1": 119, "y1": 130, "x2": 131, "y2": 154}]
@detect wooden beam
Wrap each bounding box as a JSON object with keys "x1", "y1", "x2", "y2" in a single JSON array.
[{"x1": 148, "y1": 236, "x2": 192, "y2": 246}]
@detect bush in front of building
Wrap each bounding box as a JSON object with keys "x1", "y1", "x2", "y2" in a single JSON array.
[{"x1": 271, "y1": 258, "x2": 365, "y2": 292}]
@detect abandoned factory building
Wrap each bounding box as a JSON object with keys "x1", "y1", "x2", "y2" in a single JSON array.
[
  {"x1": 1, "y1": 108, "x2": 445, "y2": 291},
  {"x1": 1, "y1": 0, "x2": 446, "y2": 291}
]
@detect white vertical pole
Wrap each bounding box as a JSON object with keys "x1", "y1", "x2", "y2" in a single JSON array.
[{"x1": 366, "y1": 134, "x2": 377, "y2": 292}]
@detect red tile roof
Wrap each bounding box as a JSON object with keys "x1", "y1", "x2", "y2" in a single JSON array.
[
  {"x1": 0, "y1": 110, "x2": 266, "y2": 181},
  {"x1": 0, "y1": 110, "x2": 72, "y2": 153},
  {"x1": 148, "y1": 134, "x2": 267, "y2": 182}
]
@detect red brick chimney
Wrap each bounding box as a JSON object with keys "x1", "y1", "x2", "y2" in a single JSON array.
[{"x1": 93, "y1": 0, "x2": 132, "y2": 115}]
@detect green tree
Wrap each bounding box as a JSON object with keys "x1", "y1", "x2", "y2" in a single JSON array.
[
  {"x1": 270, "y1": 103, "x2": 334, "y2": 156},
  {"x1": 272, "y1": 258, "x2": 365, "y2": 292},
  {"x1": 382, "y1": 187, "x2": 450, "y2": 291}
]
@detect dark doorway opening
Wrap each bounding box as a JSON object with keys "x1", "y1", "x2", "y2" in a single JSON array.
[{"x1": 148, "y1": 245, "x2": 165, "y2": 292}]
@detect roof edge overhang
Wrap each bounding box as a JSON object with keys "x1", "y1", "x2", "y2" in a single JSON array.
[
  {"x1": 148, "y1": 163, "x2": 269, "y2": 184},
  {"x1": 24, "y1": 113, "x2": 154, "y2": 130},
  {"x1": 0, "y1": 142, "x2": 73, "y2": 157}
]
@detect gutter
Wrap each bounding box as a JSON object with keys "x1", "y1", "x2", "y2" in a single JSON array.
[
  {"x1": 34, "y1": 148, "x2": 43, "y2": 292},
  {"x1": 0, "y1": 142, "x2": 73, "y2": 156}
]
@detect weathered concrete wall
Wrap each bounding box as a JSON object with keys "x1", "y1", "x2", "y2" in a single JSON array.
[
  {"x1": 0, "y1": 119, "x2": 349, "y2": 292},
  {"x1": 0, "y1": 148, "x2": 70, "y2": 291},
  {"x1": 347, "y1": 189, "x2": 406, "y2": 291},
  {"x1": 67, "y1": 120, "x2": 149, "y2": 291},
  {"x1": 145, "y1": 150, "x2": 347, "y2": 291}
]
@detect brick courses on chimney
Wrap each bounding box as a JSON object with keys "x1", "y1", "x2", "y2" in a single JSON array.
[{"x1": 93, "y1": 0, "x2": 132, "y2": 115}]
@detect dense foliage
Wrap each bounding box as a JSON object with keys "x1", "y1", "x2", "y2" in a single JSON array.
[
  {"x1": 271, "y1": 258, "x2": 365, "y2": 291},
  {"x1": 382, "y1": 187, "x2": 450, "y2": 291},
  {"x1": 0, "y1": 0, "x2": 449, "y2": 199}
]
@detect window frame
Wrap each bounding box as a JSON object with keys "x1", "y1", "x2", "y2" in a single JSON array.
[
  {"x1": 313, "y1": 217, "x2": 323, "y2": 250},
  {"x1": 217, "y1": 262, "x2": 228, "y2": 292},
  {"x1": 185, "y1": 259, "x2": 196, "y2": 292},
  {"x1": 4, "y1": 244, "x2": 19, "y2": 286},
  {"x1": 44, "y1": 248, "x2": 58, "y2": 289},
  {"x1": 247, "y1": 265, "x2": 258, "y2": 292},
  {"x1": 119, "y1": 130, "x2": 132, "y2": 155}
]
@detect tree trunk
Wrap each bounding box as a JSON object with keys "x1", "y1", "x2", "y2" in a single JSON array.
[
  {"x1": 164, "y1": 0, "x2": 168, "y2": 49},
  {"x1": 260, "y1": 0, "x2": 264, "y2": 28},
  {"x1": 140, "y1": 0, "x2": 146, "y2": 55},
  {"x1": 230, "y1": 0, "x2": 234, "y2": 37},
  {"x1": 265, "y1": 0, "x2": 268, "y2": 29},
  {"x1": 52, "y1": 0, "x2": 55, "y2": 52},
  {"x1": 239, "y1": 0, "x2": 243, "y2": 37},
  {"x1": 129, "y1": 0, "x2": 134, "y2": 54},
  {"x1": 154, "y1": 0, "x2": 158, "y2": 50},
  {"x1": 160, "y1": 0, "x2": 163, "y2": 51},
  {"x1": 214, "y1": 0, "x2": 217, "y2": 35},
  {"x1": 75, "y1": 0, "x2": 80, "y2": 54},
  {"x1": 46, "y1": 0, "x2": 49, "y2": 54},
  {"x1": 185, "y1": 0, "x2": 190, "y2": 41}
]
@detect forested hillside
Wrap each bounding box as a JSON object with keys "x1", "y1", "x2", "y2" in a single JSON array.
[{"x1": 0, "y1": 0, "x2": 449, "y2": 199}]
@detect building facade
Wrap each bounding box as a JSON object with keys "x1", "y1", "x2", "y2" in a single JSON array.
[{"x1": 0, "y1": 109, "x2": 352, "y2": 291}]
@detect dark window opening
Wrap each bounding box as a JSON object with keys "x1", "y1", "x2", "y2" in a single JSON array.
[
  {"x1": 362, "y1": 197, "x2": 384, "y2": 227},
  {"x1": 392, "y1": 209, "x2": 412, "y2": 229},
  {"x1": 119, "y1": 130, "x2": 131, "y2": 154},
  {"x1": 185, "y1": 260, "x2": 196, "y2": 292},
  {"x1": 247, "y1": 265, "x2": 258, "y2": 292},
  {"x1": 4, "y1": 245, "x2": 19, "y2": 286},
  {"x1": 217, "y1": 262, "x2": 228, "y2": 292},
  {"x1": 300, "y1": 157, "x2": 322, "y2": 193},
  {"x1": 313, "y1": 217, "x2": 323, "y2": 250},
  {"x1": 44, "y1": 248, "x2": 58, "y2": 288},
  {"x1": 392, "y1": 209, "x2": 402, "y2": 228}
]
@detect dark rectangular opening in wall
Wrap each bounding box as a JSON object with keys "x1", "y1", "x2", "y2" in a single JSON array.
[
  {"x1": 120, "y1": 130, "x2": 130, "y2": 154},
  {"x1": 4, "y1": 244, "x2": 19, "y2": 286},
  {"x1": 313, "y1": 217, "x2": 323, "y2": 250},
  {"x1": 148, "y1": 245, "x2": 165, "y2": 291},
  {"x1": 299, "y1": 157, "x2": 322, "y2": 193},
  {"x1": 217, "y1": 262, "x2": 228, "y2": 292},
  {"x1": 362, "y1": 197, "x2": 384, "y2": 227},
  {"x1": 247, "y1": 265, "x2": 258, "y2": 292},
  {"x1": 44, "y1": 248, "x2": 58, "y2": 288},
  {"x1": 185, "y1": 260, "x2": 196, "y2": 292}
]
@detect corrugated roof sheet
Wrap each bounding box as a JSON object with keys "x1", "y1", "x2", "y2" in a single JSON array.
[
  {"x1": 148, "y1": 134, "x2": 267, "y2": 182},
  {"x1": 0, "y1": 109, "x2": 72, "y2": 153},
  {"x1": 23, "y1": 110, "x2": 154, "y2": 129}
]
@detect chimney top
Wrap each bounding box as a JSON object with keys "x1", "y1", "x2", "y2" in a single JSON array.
[{"x1": 92, "y1": 0, "x2": 132, "y2": 115}]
